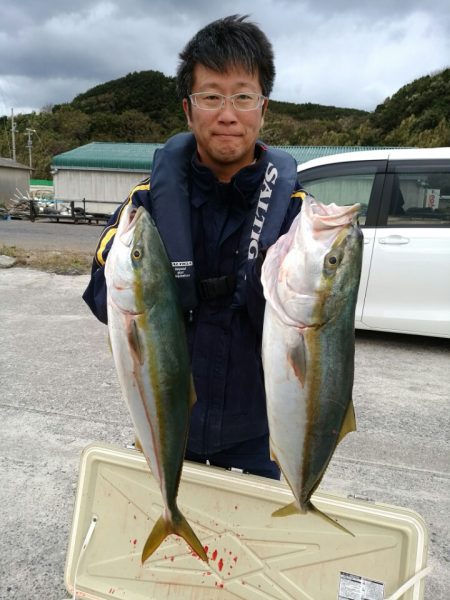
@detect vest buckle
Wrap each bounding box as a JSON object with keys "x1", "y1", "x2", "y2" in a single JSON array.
[{"x1": 198, "y1": 275, "x2": 236, "y2": 300}]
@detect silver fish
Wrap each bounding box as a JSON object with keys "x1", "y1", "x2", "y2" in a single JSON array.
[
  {"x1": 105, "y1": 202, "x2": 207, "y2": 563},
  {"x1": 261, "y1": 195, "x2": 363, "y2": 525}
]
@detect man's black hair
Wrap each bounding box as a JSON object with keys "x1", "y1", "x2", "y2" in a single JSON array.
[{"x1": 176, "y1": 14, "x2": 275, "y2": 99}]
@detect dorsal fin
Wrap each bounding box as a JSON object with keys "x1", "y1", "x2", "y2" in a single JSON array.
[{"x1": 337, "y1": 400, "x2": 357, "y2": 444}]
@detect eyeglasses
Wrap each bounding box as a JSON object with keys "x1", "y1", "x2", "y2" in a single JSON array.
[{"x1": 189, "y1": 92, "x2": 266, "y2": 111}]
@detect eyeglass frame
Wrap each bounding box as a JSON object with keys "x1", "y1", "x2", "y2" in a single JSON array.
[{"x1": 188, "y1": 92, "x2": 267, "y2": 112}]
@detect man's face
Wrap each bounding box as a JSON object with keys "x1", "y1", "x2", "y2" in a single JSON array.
[{"x1": 182, "y1": 64, "x2": 267, "y2": 182}]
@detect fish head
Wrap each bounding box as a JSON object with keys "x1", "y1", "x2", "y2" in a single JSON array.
[
  {"x1": 262, "y1": 196, "x2": 363, "y2": 328},
  {"x1": 314, "y1": 205, "x2": 363, "y2": 324},
  {"x1": 105, "y1": 204, "x2": 165, "y2": 315}
]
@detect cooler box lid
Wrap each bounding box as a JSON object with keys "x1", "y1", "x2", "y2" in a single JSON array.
[{"x1": 65, "y1": 443, "x2": 429, "y2": 599}]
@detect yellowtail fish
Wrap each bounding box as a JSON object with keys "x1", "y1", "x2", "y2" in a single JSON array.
[
  {"x1": 105, "y1": 202, "x2": 207, "y2": 563},
  {"x1": 261, "y1": 195, "x2": 363, "y2": 527}
]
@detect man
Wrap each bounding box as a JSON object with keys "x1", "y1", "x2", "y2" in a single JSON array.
[{"x1": 83, "y1": 15, "x2": 305, "y2": 479}]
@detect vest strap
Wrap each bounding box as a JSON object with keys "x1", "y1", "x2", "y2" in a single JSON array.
[{"x1": 198, "y1": 275, "x2": 236, "y2": 300}]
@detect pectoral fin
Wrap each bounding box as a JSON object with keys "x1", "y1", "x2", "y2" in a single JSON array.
[
  {"x1": 287, "y1": 335, "x2": 307, "y2": 388},
  {"x1": 189, "y1": 377, "x2": 197, "y2": 410},
  {"x1": 128, "y1": 318, "x2": 144, "y2": 365}
]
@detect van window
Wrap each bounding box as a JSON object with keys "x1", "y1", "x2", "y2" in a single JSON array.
[
  {"x1": 301, "y1": 171, "x2": 378, "y2": 226},
  {"x1": 387, "y1": 167, "x2": 450, "y2": 226}
]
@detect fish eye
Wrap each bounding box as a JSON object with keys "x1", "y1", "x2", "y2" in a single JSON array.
[
  {"x1": 132, "y1": 248, "x2": 142, "y2": 260},
  {"x1": 324, "y1": 250, "x2": 342, "y2": 269}
]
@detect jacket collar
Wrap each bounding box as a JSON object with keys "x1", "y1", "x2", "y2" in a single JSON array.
[{"x1": 190, "y1": 143, "x2": 268, "y2": 208}]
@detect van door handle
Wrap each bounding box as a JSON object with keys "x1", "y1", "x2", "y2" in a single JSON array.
[{"x1": 378, "y1": 235, "x2": 410, "y2": 245}]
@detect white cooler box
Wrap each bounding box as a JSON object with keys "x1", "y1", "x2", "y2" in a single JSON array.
[{"x1": 65, "y1": 443, "x2": 429, "y2": 600}]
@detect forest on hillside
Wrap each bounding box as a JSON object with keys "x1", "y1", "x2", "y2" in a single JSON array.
[{"x1": 0, "y1": 67, "x2": 449, "y2": 179}]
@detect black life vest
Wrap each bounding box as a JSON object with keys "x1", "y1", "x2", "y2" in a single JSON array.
[{"x1": 150, "y1": 132, "x2": 298, "y2": 310}]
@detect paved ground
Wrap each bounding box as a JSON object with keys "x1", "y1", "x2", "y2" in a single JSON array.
[
  {"x1": 0, "y1": 264, "x2": 449, "y2": 599},
  {"x1": 0, "y1": 218, "x2": 104, "y2": 252}
]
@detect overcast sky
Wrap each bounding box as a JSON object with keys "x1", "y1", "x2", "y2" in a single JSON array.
[{"x1": 0, "y1": 0, "x2": 449, "y2": 118}]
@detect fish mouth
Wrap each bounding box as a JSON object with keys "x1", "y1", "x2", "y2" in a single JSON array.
[
  {"x1": 118, "y1": 206, "x2": 146, "y2": 247},
  {"x1": 124, "y1": 206, "x2": 145, "y2": 233},
  {"x1": 310, "y1": 201, "x2": 361, "y2": 229}
]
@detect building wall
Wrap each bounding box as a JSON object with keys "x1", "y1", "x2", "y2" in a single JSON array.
[
  {"x1": 53, "y1": 168, "x2": 148, "y2": 215},
  {"x1": 0, "y1": 166, "x2": 30, "y2": 205}
]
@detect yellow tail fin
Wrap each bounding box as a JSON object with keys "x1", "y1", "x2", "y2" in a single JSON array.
[
  {"x1": 141, "y1": 511, "x2": 208, "y2": 564},
  {"x1": 272, "y1": 500, "x2": 354, "y2": 537},
  {"x1": 272, "y1": 501, "x2": 303, "y2": 518},
  {"x1": 308, "y1": 501, "x2": 355, "y2": 536}
]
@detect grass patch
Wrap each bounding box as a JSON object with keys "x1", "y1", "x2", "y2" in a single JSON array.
[{"x1": 0, "y1": 245, "x2": 92, "y2": 275}]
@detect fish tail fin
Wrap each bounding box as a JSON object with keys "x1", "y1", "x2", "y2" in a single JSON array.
[
  {"x1": 272, "y1": 501, "x2": 303, "y2": 518},
  {"x1": 173, "y1": 510, "x2": 209, "y2": 563},
  {"x1": 272, "y1": 501, "x2": 355, "y2": 536},
  {"x1": 308, "y1": 501, "x2": 355, "y2": 536},
  {"x1": 141, "y1": 514, "x2": 169, "y2": 563},
  {"x1": 141, "y1": 510, "x2": 208, "y2": 564}
]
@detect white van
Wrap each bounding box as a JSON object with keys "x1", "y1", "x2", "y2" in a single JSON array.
[{"x1": 297, "y1": 148, "x2": 450, "y2": 338}]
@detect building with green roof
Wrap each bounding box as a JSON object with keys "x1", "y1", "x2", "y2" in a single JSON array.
[
  {"x1": 51, "y1": 142, "x2": 163, "y2": 215},
  {"x1": 51, "y1": 141, "x2": 397, "y2": 215}
]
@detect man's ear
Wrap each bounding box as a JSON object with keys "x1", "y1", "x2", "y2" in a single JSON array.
[
  {"x1": 261, "y1": 98, "x2": 269, "y2": 128},
  {"x1": 182, "y1": 98, "x2": 192, "y2": 127}
]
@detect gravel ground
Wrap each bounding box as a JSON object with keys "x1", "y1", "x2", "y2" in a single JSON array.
[{"x1": 0, "y1": 263, "x2": 448, "y2": 599}]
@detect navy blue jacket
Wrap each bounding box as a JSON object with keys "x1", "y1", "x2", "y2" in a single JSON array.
[{"x1": 83, "y1": 134, "x2": 305, "y2": 454}]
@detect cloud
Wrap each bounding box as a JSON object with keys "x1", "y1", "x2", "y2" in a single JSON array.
[
  {"x1": 0, "y1": 0, "x2": 449, "y2": 116},
  {"x1": 273, "y1": 8, "x2": 450, "y2": 108}
]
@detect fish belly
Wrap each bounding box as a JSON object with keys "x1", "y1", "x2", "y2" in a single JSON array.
[
  {"x1": 262, "y1": 304, "x2": 307, "y2": 509},
  {"x1": 107, "y1": 304, "x2": 165, "y2": 491}
]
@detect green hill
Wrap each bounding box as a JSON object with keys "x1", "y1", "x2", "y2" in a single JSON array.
[
  {"x1": 368, "y1": 68, "x2": 450, "y2": 146},
  {"x1": 1, "y1": 67, "x2": 448, "y2": 179}
]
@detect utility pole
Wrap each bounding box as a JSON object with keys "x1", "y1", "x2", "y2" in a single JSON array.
[
  {"x1": 25, "y1": 127, "x2": 36, "y2": 172},
  {"x1": 11, "y1": 108, "x2": 17, "y2": 161}
]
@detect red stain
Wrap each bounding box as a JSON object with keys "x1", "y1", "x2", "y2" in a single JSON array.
[
  {"x1": 212, "y1": 549, "x2": 218, "y2": 561},
  {"x1": 204, "y1": 545, "x2": 209, "y2": 554},
  {"x1": 132, "y1": 539, "x2": 137, "y2": 546},
  {"x1": 215, "y1": 582, "x2": 224, "y2": 588},
  {"x1": 170, "y1": 556, "x2": 174, "y2": 562},
  {"x1": 233, "y1": 556, "x2": 238, "y2": 563},
  {"x1": 218, "y1": 558, "x2": 224, "y2": 572}
]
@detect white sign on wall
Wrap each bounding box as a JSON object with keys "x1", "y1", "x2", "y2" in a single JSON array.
[{"x1": 424, "y1": 188, "x2": 440, "y2": 209}]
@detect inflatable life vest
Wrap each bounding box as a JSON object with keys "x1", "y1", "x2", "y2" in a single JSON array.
[{"x1": 149, "y1": 133, "x2": 298, "y2": 309}]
